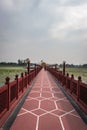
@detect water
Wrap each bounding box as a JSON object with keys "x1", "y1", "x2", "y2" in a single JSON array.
[{"x1": 0, "y1": 82, "x2": 4, "y2": 87}]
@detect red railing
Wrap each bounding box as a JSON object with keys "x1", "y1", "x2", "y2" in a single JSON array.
[
  {"x1": 0, "y1": 85, "x2": 8, "y2": 119},
  {"x1": 0, "y1": 64, "x2": 42, "y2": 127},
  {"x1": 47, "y1": 67, "x2": 87, "y2": 114}
]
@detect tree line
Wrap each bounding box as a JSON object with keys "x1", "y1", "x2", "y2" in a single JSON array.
[
  {"x1": 0, "y1": 58, "x2": 30, "y2": 66},
  {"x1": 0, "y1": 61, "x2": 87, "y2": 68},
  {"x1": 59, "y1": 64, "x2": 87, "y2": 68},
  {"x1": 0, "y1": 62, "x2": 26, "y2": 67}
]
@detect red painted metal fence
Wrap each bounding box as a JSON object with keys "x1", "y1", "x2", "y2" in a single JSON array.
[
  {"x1": 0, "y1": 65, "x2": 42, "y2": 127},
  {"x1": 47, "y1": 67, "x2": 87, "y2": 114}
]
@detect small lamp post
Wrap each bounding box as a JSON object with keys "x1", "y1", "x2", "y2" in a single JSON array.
[
  {"x1": 63, "y1": 61, "x2": 66, "y2": 75},
  {"x1": 27, "y1": 58, "x2": 30, "y2": 74}
]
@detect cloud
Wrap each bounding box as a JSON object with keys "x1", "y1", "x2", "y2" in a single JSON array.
[
  {"x1": 0, "y1": 0, "x2": 14, "y2": 10},
  {"x1": 49, "y1": 3, "x2": 87, "y2": 41},
  {"x1": 0, "y1": 0, "x2": 87, "y2": 64},
  {"x1": 0, "y1": 0, "x2": 41, "y2": 12},
  {"x1": 64, "y1": 0, "x2": 87, "y2": 6}
]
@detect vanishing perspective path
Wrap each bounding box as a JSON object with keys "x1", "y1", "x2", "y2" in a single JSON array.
[{"x1": 10, "y1": 69, "x2": 87, "y2": 130}]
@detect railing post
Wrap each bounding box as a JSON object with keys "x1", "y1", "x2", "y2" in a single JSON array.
[
  {"x1": 62, "y1": 74, "x2": 64, "y2": 86},
  {"x1": 63, "y1": 61, "x2": 65, "y2": 75},
  {"x1": 66, "y1": 73, "x2": 69, "y2": 89},
  {"x1": 70, "y1": 74, "x2": 74, "y2": 93},
  {"x1": 21, "y1": 73, "x2": 24, "y2": 93},
  {"x1": 5, "y1": 77, "x2": 10, "y2": 110},
  {"x1": 77, "y1": 76, "x2": 82, "y2": 101},
  {"x1": 27, "y1": 58, "x2": 30, "y2": 84},
  {"x1": 15, "y1": 75, "x2": 19, "y2": 99},
  {"x1": 27, "y1": 58, "x2": 30, "y2": 75},
  {"x1": 25, "y1": 72, "x2": 28, "y2": 88},
  {"x1": 35, "y1": 64, "x2": 37, "y2": 76},
  {"x1": 55, "y1": 64, "x2": 57, "y2": 70}
]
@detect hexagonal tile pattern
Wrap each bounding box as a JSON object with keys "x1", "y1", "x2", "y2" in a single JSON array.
[
  {"x1": 11, "y1": 113, "x2": 37, "y2": 130},
  {"x1": 41, "y1": 99, "x2": 56, "y2": 111},
  {"x1": 39, "y1": 113, "x2": 62, "y2": 130},
  {"x1": 36, "y1": 97, "x2": 45, "y2": 100},
  {"x1": 11, "y1": 69, "x2": 87, "y2": 130},
  {"x1": 18, "y1": 109, "x2": 26, "y2": 115},
  {"x1": 29, "y1": 92, "x2": 40, "y2": 98},
  {"x1": 54, "y1": 92, "x2": 65, "y2": 98},
  {"x1": 23, "y1": 99, "x2": 39, "y2": 111},
  {"x1": 56, "y1": 100, "x2": 73, "y2": 112},
  {"x1": 32, "y1": 87, "x2": 41, "y2": 91},
  {"x1": 52, "y1": 109, "x2": 66, "y2": 116},
  {"x1": 62, "y1": 114, "x2": 87, "y2": 130},
  {"x1": 52, "y1": 87, "x2": 60, "y2": 92},
  {"x1": 31, "y1": 109, "x2": 46, "y2": 116},
  {"x1": 41, "y1": 92, "x2": 52, "y2": 98},
  {"x1": 42, "y1": 88, "x2": 51, "y2": 91}
]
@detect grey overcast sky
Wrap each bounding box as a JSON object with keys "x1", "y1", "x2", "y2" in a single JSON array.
[{"x1": 0, "y1": 0, "x2": 87, "y2": 64}]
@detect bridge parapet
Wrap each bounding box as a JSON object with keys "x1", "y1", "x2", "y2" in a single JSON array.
[
  {"x1": 47, "y1": 65, "x2": 87, "y2": 115},
  {"x1": 0, "y1": 62, "x2": 42, "y2": 127}
]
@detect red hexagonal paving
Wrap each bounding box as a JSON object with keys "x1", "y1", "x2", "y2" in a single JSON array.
[
  {"x1": 56, "y1": 100, "x2": 74, "y2": 112},
  {"x1": 41, "y1": 92, "x2": 52, "y2": 98},
  {"x1": 41, "y1": 99, "x2": 56, "y2": 111},
  {"x1": 23, "y1": 99, "x2": 39, "y2": 111},
  {"x1": 11, "y1": 113, "x2": 37, "y2": 130},
  {"x1": 31, "y1": 109, "x2": 46, "y2": 116},
  {"x1": 10, "y1": 69, "x2": 87, "y2": 130},
  {"x1": 29, "y1": 92, "x2": 40, "y2": 97},
  {"x1": 62, "y1": 114, "x2": 87, "y2": 130},
  {"x1": 39, "y1": 113, "x2": 62, "y2": 130}
]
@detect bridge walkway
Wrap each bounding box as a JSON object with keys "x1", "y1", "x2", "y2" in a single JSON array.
[{"x1": 10, "y1": 69, "x2": 87, "y2": 130}]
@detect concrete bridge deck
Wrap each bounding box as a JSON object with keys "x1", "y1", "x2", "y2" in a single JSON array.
[{"x1": 5, "y1": 69, "x2": 87, "y2": 130}]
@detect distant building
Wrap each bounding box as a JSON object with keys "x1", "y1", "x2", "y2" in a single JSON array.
[{"x1": 41, "y1": 61, "x2": 47, "y2": 70}]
